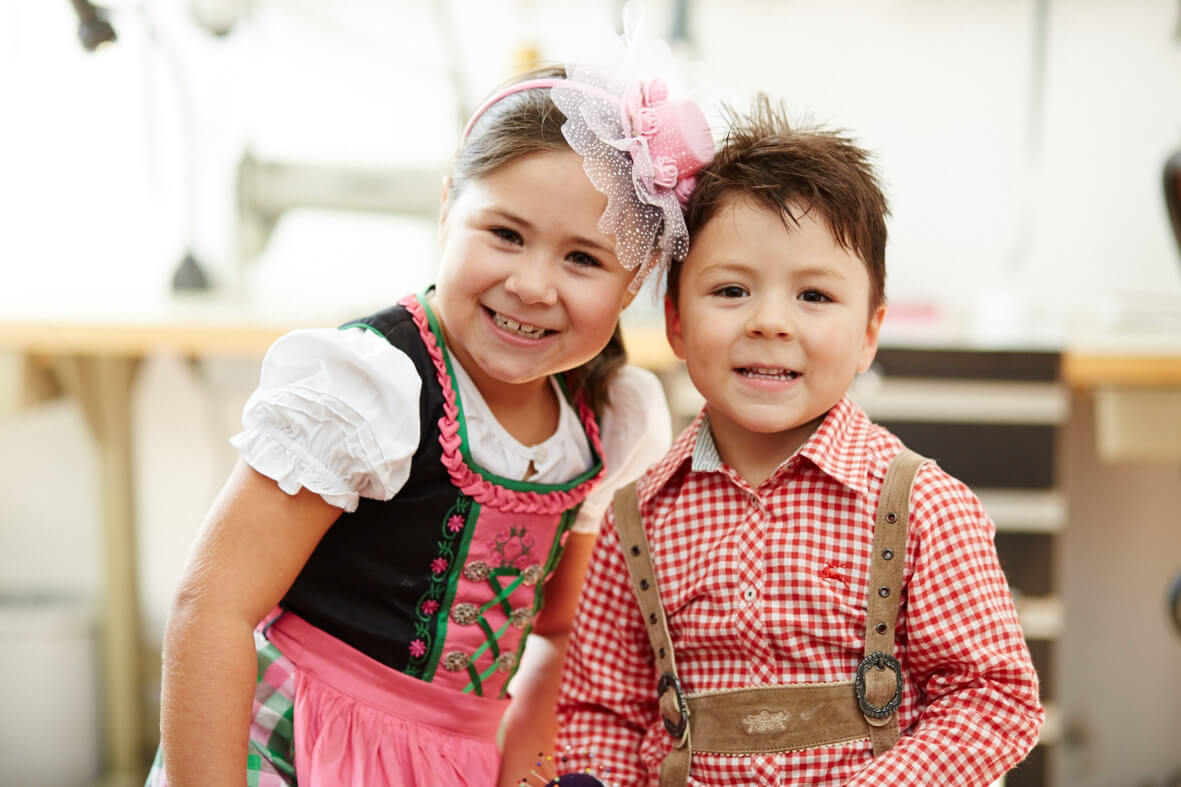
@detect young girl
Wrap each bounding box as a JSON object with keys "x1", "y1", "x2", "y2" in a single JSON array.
[{"x1": 148, "y1": 62, "x2": 713, "y2": 787}]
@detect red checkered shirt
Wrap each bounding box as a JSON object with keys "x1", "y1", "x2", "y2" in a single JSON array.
[{"x1": 557, "y1": 396, "x2": 1044, "y2": 786}]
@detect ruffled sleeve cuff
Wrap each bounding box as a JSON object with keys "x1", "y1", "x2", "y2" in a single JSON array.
[
  {"x1": 230, "y1": 326, "x2": 422, "y2": 512},
  {"x1": 571, "y1": 365, "x2": 672, "y2": 534}
]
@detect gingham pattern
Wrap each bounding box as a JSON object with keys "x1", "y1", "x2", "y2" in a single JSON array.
[
  {"x1": 145, "y1": 628, "x2": 297, "y2": 786},
  {"x1": 557, "y1": 396, "x2": 1044, "y2": 786}
]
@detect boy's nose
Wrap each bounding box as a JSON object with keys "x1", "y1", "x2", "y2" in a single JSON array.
[
  {"x1": 746, "y1": 298, "x2": 794, "y2": 339},
  {"x1": 505, "y1": 254, "x2": 558, "y2": 305}
]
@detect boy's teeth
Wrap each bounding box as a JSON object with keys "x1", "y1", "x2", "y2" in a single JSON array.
[
  {"x1": 493, "y1": 312, "x2": 547, "y2": 337},
  {"x1": 742, "y1": 367, "x2": 798, "y2": 380}
]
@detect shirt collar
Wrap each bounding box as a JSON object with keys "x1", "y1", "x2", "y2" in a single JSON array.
[{"x1": 661, "y1": 396, "x2": 876, "y2": 499}]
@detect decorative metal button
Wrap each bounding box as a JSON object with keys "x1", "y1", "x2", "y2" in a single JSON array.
[
  {"x1": 451, "y1": 603, "x2": 479, "y2": 625},
  {"x1": 442, "y1": 651, "x2": 470, "y2": 672},
  {"x1": 510, "y1": 608, "x2": 533, "y2": 628},
  {"x1": 630, "y1": 545, "x2": 641, "y2": 556},
  {"x1": 640, "y1": 579, "x2": 650, "y2": 590},
  {"x1": 463, "y1": 561, "x2": 491, "y2": 581},
  {"x1": 886, "y1": 512, "x2": 898, "y2": 524},
  {"x1": 878, "y1": 586, "x2": 891, "y2": 598},
  {"x1": 881, "y1": 549, "x2": 894, "y2": 561},
  {"x1": 520, "y1": 564, "x2": 544, "y2": 586},
  {"x1": 875, "y1": 622, "x2": 888, "y2": 634},
  {"x1": 649, "y1": 613, "x2": 658, "y2": 625},
  {"x1": 495, "y1": 652, "x2": 517, "y2": 671}
]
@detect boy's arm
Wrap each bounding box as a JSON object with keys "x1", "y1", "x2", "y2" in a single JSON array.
[
  {"x1": 557, "y1": 505, "x2": 660, "y2": 786},
  {"x1": 846, "y1": 473, "x2": 1045, "y2": 786}
]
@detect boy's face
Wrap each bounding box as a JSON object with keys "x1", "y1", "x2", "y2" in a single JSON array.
[{"x1": 666, "y1": 196, "x2": 886, "y2": 462}]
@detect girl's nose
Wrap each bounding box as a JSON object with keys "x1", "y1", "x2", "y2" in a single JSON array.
[{"x1": 505, "y1": 254, "x2": 558, "y2": 305}]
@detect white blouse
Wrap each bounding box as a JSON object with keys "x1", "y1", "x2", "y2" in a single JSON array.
[{"x1": 231, "y1": 325, "x2": 672, "y2": 534}]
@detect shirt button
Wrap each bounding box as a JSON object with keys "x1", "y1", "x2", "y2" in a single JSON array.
[
  {"x1": 534, "y1": 445, "x2": 548, "y2": 463},
  {"x1": 743, "y1": 587, "x2": 757, "y2": 602}
]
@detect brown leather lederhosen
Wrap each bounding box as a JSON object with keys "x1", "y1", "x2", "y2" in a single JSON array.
[{"x1": 612, "y1": 449, "x2": 928, "y2": 787}]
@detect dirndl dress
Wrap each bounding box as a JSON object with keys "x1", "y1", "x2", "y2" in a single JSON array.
[{"x1": 146, "y1": 293, "x2": 606, "y2": 785}]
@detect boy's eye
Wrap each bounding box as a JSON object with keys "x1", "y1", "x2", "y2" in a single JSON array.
[
  {"x1": 567, "y1": 250, "x2": 601, "y2": 268},
  {"x1": 712, "y1": 285, "x2": 748, "y2": 298},
  {"x1": 490, "y1": 227, "x2": 522, "y2": 245},
  {"x1": 799, "y1": 289, "x2": 832, "y2": 303}
]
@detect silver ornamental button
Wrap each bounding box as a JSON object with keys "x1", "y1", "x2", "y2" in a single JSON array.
[
  {"x1": 442, "y1": 651, "x2": 470, "y2": 672},
  {"x1": 463, "y1": 561, "x2": 491, "y2": 581},
  {"x1": 496, "y1": 652, "x2": 517, "y2": 671},
  {"x1": 451, "y1": 603, "x2": 479, "y2": 625},
  {"x1": 509, "y1": 608, "x2": 533, "y2": 628},
  {"x1": 520, "y1": 564, "x2": 544, "y2": 586}
]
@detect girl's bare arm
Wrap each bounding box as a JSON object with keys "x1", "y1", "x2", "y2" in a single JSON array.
[
  {"x1": 159, "y1": 461, "x2": 340, "y2": 785},
  {"x1": 497, "y1": 530, "x2": 597, "y2": 787}
]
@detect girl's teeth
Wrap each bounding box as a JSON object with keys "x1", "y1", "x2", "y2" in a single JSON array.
[{"x1": 493, "y1": 312, "x2": 547, "y2": 337}]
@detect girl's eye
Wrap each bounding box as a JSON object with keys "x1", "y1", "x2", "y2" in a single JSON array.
[
  {"x1": 712, "y1": 285, "x2": 748, "y2": 298},
  {"x1": 567, "y1": 250, "x2": 601, "y2": 268},
  {"x1": 491, "y1": 227, "x2": 522, "y2": 245},
  {"x1": 800, "y1": 289, "x2": 832, "y2": 303}
]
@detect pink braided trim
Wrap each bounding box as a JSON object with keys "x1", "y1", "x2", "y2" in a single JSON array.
[{"x1": 400, "y1": 294, "x2": 606, "y2": 515}]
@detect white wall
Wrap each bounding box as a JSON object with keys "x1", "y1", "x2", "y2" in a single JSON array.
[{"x1": 1, "y1": 0, "x2": 1179, "y2": 783}]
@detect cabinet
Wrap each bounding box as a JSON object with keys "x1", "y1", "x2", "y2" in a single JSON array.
[{"x1": 852, "y1": 348, "x2": 1066, "y2": 787}]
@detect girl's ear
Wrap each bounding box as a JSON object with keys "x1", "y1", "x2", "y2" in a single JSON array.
[{"x1": 439, "y1": 176, "x2": 453, "y2": 227}]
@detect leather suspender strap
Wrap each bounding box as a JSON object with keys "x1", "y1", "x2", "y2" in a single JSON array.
[
  {"x1": 610, "y1": 449, "x2": 928, "y2": 785},
  {"x1": 859, "y1": 448, "x2": 926, "y2": 754},
  {"x1": 612, "y1": 481, "x2": 692, "y2": 787}
]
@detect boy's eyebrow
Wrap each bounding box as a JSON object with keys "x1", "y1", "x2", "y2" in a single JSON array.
[
  {"x1": 700, "y1": 260, "x2": 850, "y2": 281},
  {"x1": 484, "y1": 209, "x2": 615, "y2": 255}
]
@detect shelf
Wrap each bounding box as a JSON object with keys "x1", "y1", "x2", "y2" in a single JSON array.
[
  {"x1": 850, "y1": 377, "x2": 1069, "y2": 425},
  {"x1": 977, "y1": 490, "x2": 1067, "y2": 533},
  {"x1": 1014, "y1": 595, "x2": 1065, "y2": 640}
]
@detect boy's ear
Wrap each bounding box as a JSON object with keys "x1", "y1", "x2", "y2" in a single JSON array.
[
  {"x1": 664, "y1": 295, "x2": 687, "y2": 361},
  {"x1": 857, "y1": 303, "x2": 888, "y2": 373}
]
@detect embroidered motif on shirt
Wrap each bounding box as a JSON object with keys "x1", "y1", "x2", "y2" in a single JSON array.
[{"x1": 407, "y1": 495, "x2": 471, "y2": 678}]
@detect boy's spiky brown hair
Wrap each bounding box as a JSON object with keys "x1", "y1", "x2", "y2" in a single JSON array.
[{"x1": 670, "y1": 95, "x2": 889, "y2": 313}]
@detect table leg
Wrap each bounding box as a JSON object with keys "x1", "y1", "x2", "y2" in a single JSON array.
[{"x1": 56, "y1": 354, "x2": 145, "y2": 786}]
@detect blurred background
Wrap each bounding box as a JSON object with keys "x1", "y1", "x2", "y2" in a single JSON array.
[{"x1": 0, "y1": 1, "x2": 1179, "y2": 785}]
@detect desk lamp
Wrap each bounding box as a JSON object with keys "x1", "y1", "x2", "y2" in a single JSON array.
[{"x1": 69, "y1": 0, "x2": 117, "y2": 51}]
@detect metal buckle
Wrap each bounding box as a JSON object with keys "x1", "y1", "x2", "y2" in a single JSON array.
[
  {"x1": 657, "y1": 672, "x2": 689, "y2": 742},
  {"x1": 854, "y1": 651, "x2": 903, "y2": 719}
]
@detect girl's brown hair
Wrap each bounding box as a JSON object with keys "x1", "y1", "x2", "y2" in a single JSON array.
[
  {"x1": 669, "y1": 95, "x2": 889, "y2": 314},
  {"x1": 449, "y1": 65, "x2": 627, "y2": 417}
]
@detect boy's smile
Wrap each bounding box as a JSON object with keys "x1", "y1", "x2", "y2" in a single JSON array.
[{"x1": 666, "y1": 195, "x2": 886, "y2": 477}]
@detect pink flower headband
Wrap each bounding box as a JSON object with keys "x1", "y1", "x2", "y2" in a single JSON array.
[{"x1": 462, "y1": 66, "x2": 714, "y2": 291}]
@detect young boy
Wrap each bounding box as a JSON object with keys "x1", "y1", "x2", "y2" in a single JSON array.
[{"x1": 555, "y1": 99, "x2": 1045, "y2": 786}]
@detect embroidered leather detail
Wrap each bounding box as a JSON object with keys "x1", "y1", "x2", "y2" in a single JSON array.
[
  {"x1": 463, "y1": 561, "x2": 492, "y2": 582},
  {"x1": 743, "y1": 710, "x2": 789, "y2": 734},
  {"x1": 520, "y1": 564, "x2": 544, "y2": 586},
  {"x1": 510, "y1": 608, "x2": 533, "y2": 628},
  {"x1": 442, "y1": 651, "x2": 470, "y2": 672},
  {"x1": 401, "y1": 294, "x2": 606, "y2": 515},
  {"x1": 495, "y1": 652, "x2": 517, "y2": 671},
  {"x1": 451, "y1": 603, "x2": 479, "y2": 625}
]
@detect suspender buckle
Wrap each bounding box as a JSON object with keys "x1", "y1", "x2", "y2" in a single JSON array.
[
  {"x1": 657, "y1": 672, "x2": 690, "y2": 745},
  {"x1": 854, "y1": 651, "x2": 903, "y2": 719}
]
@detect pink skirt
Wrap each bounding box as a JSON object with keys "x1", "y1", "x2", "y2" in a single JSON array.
[{"x1": 265, "y1": 610, "x2": 509, "y2": 786}]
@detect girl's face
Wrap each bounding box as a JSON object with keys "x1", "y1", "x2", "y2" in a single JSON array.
[{"x1": 433, "y1": 150, "x2": 636, "y2": 403}]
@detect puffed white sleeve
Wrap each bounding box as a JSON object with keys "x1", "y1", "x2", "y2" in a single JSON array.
[
  {"x1": 229, "y1": 326, "x2": 422, "y2": 512},
  {"x1": 571, "y1": 365, "x2": 672, "y2": 535}
]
